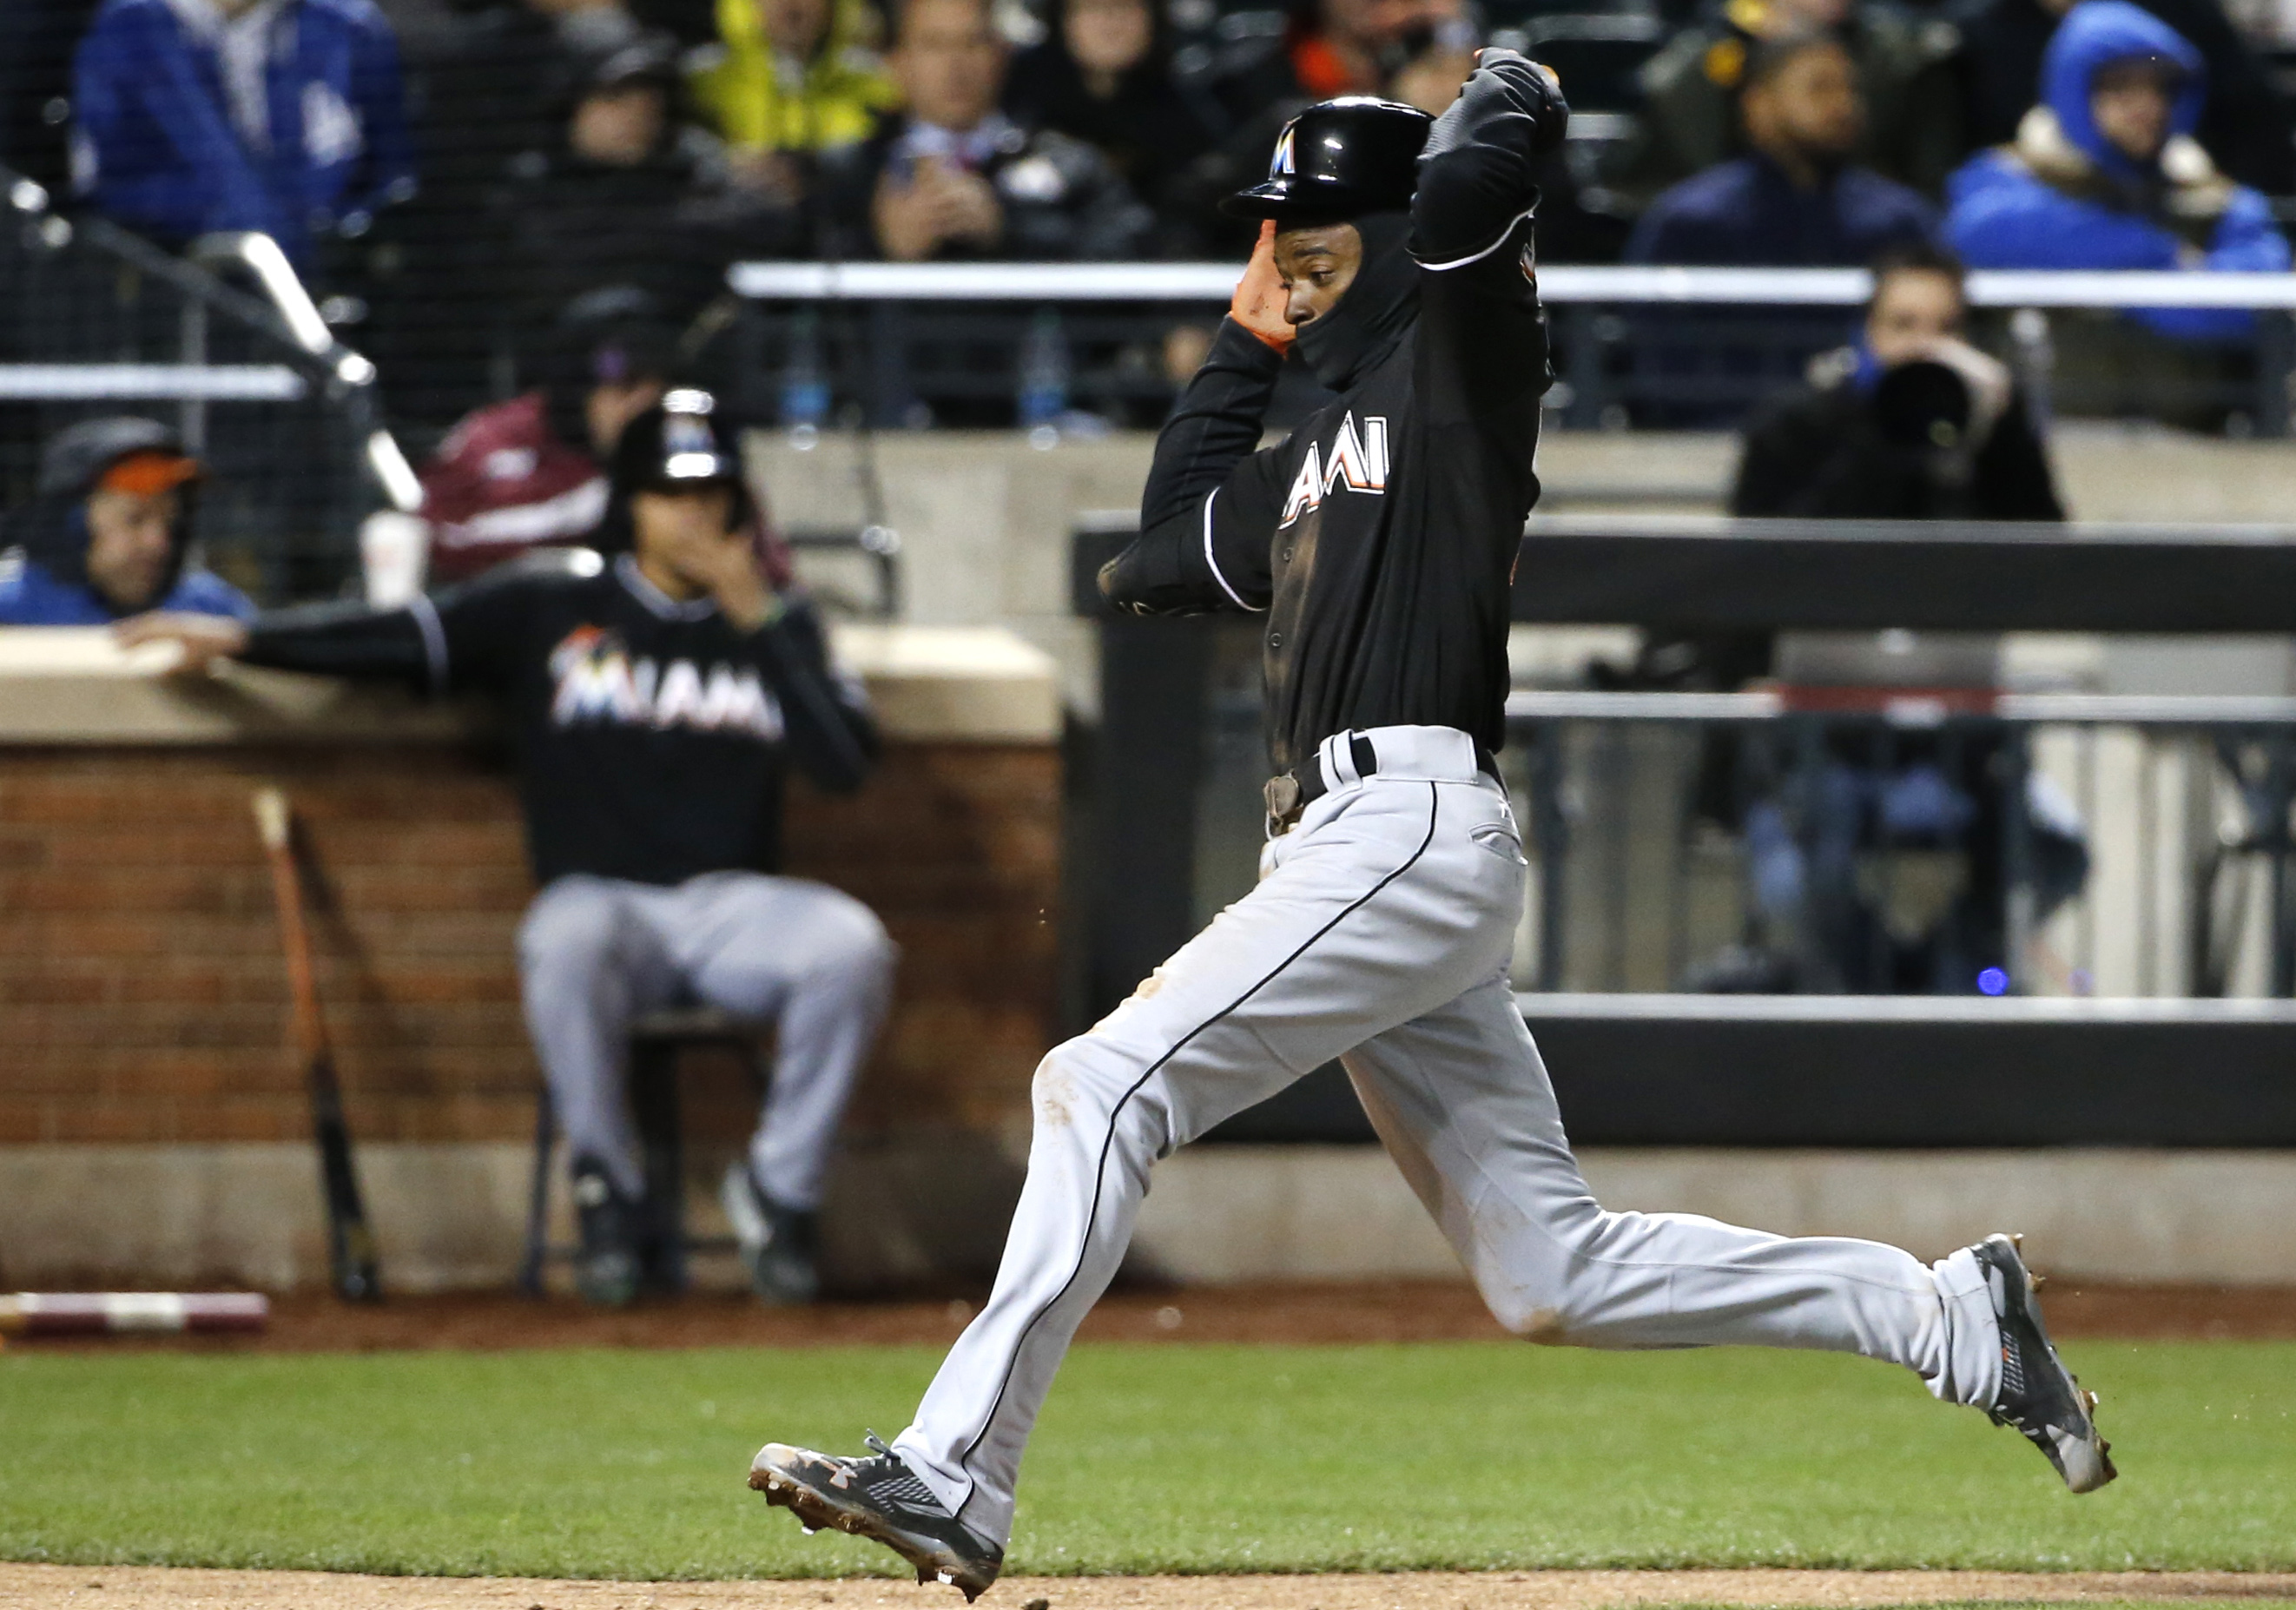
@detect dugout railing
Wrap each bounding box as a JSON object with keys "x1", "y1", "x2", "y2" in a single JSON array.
[
  {"x1": 0, "y1": 166, "x2": 418, "y2": 604},
  {"x1": 1068, "y1": 513, "x2": 2296, "y2": 1145},
  {"x1": 727, "y1": 261, "x2": 2296, "y2": 436}
]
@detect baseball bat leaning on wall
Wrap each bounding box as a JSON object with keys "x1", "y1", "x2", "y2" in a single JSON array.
[{"x1": 254, "y1": 788, "x2": 384, "y2": 1303}]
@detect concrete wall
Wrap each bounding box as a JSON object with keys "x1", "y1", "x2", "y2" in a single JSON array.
[
  {"x1": 6, "y1": 1138, "x2": 2289, "y2": 1291},
  {"x1": 1127, "y1": 1145, "x2": 2296, "y2": 1287},
  {"x1": 0, "y1": 1134, "x2": 1023, "y2": 1294},
  {"x1": 757, "y1": 425, "x2": 2296, "y2": 714}
]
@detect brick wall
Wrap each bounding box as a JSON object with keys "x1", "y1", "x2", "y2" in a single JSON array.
[{"x1": 0, "y1": 742, "x2": 1058, "y2": 1148}]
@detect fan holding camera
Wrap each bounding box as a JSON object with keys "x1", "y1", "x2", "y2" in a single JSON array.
[{"x1": 1732, "y1": 241, "x2": 2062, "y2": 523}]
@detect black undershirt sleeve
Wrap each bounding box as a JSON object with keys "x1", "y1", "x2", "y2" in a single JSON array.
[
  {"x1": 237, "y1": 554, "x2": 546, "y2": 694},
  {"x1": 1411, "y1": 50, "x2": 1565, "y2": 426},
  {"x1": 1101, "y1": 318, "x2": 1287, "y2": 617},
  {"x1": 238, "y1": 600, "x2": 438, "y2": 690},
  {"x1": 1410, "y1": 50, "x2": 1564, "y2": 268}
]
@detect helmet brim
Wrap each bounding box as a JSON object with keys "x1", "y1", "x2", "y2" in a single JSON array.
[
  {"x1": 1219, "y1": 178, "x2": 1392, "y2": 221},
  {"x1": 637, "y1": 456, "x2": 742, "y2": 489}
]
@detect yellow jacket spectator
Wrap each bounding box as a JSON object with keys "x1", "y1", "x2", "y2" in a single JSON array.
[{"x1": 689, "y1": 0, "x2": 898, "y2": 158}]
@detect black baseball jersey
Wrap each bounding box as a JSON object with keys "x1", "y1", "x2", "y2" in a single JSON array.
[
  {"x1": 1102, "y1": 53, "x2": 1560, "y2": 775},
  {"x1": 238, "y1": 551, "x2": 875, "y2": 886}
]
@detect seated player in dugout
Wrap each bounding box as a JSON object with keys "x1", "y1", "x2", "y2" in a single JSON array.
[
  {"x1": 744, "y1": 61, "x2": 2112, "y2": 1604},
  {"x1": 0, "y1": 417, "x2": 253, "y2": 625},
  {"x1": 120, "y1": 392, "x2": 893, "y2": 1310}
]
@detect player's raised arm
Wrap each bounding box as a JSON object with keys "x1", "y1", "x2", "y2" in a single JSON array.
[
  {"x1": 1410, "y1": 49, "x2": 1569, "y2": 428},
  {"x1": 1411, "y1": 49, "x2": 1568, "y2": 270},
  {"x1": 1096, "y1": 224, "x2": 1290, "y2": 617}
]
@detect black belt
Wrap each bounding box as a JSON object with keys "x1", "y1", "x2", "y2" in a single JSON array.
[{"x1": 1264, "y1": 734, "x2": 1501, "y2": 828}]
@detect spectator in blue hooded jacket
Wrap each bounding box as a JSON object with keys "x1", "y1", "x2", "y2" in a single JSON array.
[
  {"x1": 70, "y1": 0, "x2": 417, "y2": 269},
  {"x1": 0, "y1": 418, "x2": 254, "y2": 626},
  {"x1": 1944, "y1": 0, "x2": 2289, "y2": 345}
]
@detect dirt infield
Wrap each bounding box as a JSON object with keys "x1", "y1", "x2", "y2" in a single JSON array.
[
  {"x1": 4, "y1": 1566, "x2": 2294, "y2": 1610},
  {"x1": 16, "y1": 1280, "x2": 2296, "y2": 1354}
]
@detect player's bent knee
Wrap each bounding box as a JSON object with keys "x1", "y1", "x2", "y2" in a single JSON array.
[
  {"x1": 1028, "y1": 1037, "x2": 1155, "y2": 1140},
  {"x1": 805, "y1": 900, "x2": 897, "y2": 986},
  {"x1": 1475, "y1": 1201, "x2": 1625, "y2": 1344},
  {"x1": 518, "y1": 895, "x2": 628, "y2": 981}
]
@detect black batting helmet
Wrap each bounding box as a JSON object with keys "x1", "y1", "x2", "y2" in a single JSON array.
[
  {"x1": 611, "y1": 387, "x2": 742, "y2": 496},
  {"x1": 1222, "y1": 96, "x2": 1434, "y2": 222},
  {"x1": 598, "y1": 387, "x2": 759, "y2": 550}
]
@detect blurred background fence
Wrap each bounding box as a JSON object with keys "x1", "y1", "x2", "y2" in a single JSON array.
[
  {"x1": 726, "y1": 261, "x2": 2296, "y2": 439},
  {"x1": 0, "y1": 170, "x2": 414, "y2": 604}
]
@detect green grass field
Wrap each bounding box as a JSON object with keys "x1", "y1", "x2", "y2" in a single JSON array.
[{"x1": 1, "y1": 1339, "x2": 2289, "y2": 1580}]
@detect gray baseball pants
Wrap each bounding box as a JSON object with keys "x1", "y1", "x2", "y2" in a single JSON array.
[
  {"x1": 519, "y1": 871, "x2": 894, "y2": 1207},
  {"x1": 893, "y1": 724, "x2": 2003, "y2": 1547}
]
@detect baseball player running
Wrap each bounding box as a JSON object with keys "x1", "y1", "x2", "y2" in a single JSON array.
[{"x1": 748, "y1": 54, "x2": 2114, "y2": 1600}]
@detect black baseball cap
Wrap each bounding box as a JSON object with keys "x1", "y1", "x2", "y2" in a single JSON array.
[{"x1": 1222, "y1": 96, "x2": 1434, "y2": 222}]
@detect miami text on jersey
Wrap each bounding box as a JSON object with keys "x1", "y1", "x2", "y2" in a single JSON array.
[
  {"x1": 1280, "y1": 412, "x2": 1390, "y2": 527},
  {"x1": 548, "y1": 626, "x2": 786, "y2": 739}
]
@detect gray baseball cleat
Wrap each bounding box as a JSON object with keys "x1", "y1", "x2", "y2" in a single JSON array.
[
  {"x1": 749, "y1": 1434, "x2": 1003, "y2": 1601},
  {"x1": 1970, "y1": 1232, "x2": 2116, "y2": 1493}
]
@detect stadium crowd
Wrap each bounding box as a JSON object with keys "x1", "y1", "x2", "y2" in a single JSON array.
[{"x1": 1, "y1": 0, "x2": 2291, "y2": 437}]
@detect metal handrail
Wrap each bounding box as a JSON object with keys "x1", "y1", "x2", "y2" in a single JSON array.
[
  {"x1": 0, "y1": 363, "x2": 305, "y2": 401},
  {"x1": 1512, "y1": 990, "x2": 2296, "y2": 1021},
  {"x1": 2, "y1": 168, "x2": 419, "y2": 513},
  {"x1": 186, "y1": 232, "x2": 419, "y2": 513},
  {"x1": 728, "y1": 260, "x2": 2296, "y2": 309},
  {"x1": 1506, "y1": 690, "x2": 2296, "y2": 725}
]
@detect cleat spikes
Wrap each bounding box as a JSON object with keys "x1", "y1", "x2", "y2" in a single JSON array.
[{"x1": 746, "y1": 1439, "x2": 1002, "y2": 1598}]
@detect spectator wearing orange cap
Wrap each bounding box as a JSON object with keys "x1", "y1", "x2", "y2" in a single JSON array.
[{"x1": 0, "y1": 418, "x2": 254, "y2": 625}]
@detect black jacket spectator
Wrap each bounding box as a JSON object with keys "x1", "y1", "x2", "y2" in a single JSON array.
[
  {"x1": 815, "y1": 0, "x2": 1151, "y2": 261},
  {"x1": 360, "y1": 1, "x2": 636, "y2": 430},
  {"x1": 1002, "y1": 0, "x2": 1223, "y2": 247},
  {"x1": 1734, "y1": 354, "x2": 2062, "y2": 518},
  {"x1": 1734, "y1": 242, "x2": 2062, "y2": 518},
  {"x1": 501, "y1": 36, "x2": 802, "y2": 332},
  {"x1": 815, "y1": 115, "x2": 1152, "y2": 259},
  {"x1": 1951, "y1": 0, "x2": 2296, "y2": 196}
]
